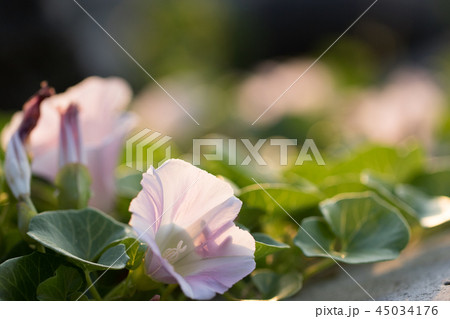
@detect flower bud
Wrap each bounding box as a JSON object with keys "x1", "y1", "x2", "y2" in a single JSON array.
[
  {"x1": 4, "y1": 133, "x2": 31, "y2": 199},
  {"x1": 4, "y1": 84, "x2": 54, "y2": 200},
  {"x1": 59, "y1": 104, "x2": 85, "y2": 167},
  {"x1": 56, "y1": 104, "x2": 91, "y2": 209}
]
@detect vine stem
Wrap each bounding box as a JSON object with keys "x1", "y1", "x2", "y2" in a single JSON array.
[
  {"x1": 303, "y1": 258, "x2": 335, "y2": 281},
  {"x1": 160, "y1": 284, "x2": 178, "y2": 300},
  {"x1": 103, "y1": 274, "x2": 134, "y2": 301},
  {"x1": 84, "y1": 271, "x2": 102, "y2": 301}
]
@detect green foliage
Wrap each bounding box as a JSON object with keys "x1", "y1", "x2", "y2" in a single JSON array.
[
  {"x1": 240, "y1": 183, "x2": 322, "y2": 215},
  {"x1": 251, "y1": 269, "x2": 303, "y2": 300},
  {"x1": 287, "y1": 145, "x2": 424, "y2": 187},
  {"x1": 116, "y1": 238, "x2": 148, "y2": 270},
  {"x1": 395, "y1": 185, "x2": 450, "y2": 228},
  {"x1": 363, "y1": 173, "x2": 450, "y2": 228},
  {"x1": 55, "y1": 164, "x2": 92, "y2": 210},
  {"x1": 294, "y1": 193, "x2": 410, "y2": 263},
  {"x1": 253, "y1": 233, "x2": 290, "y2": 260},
  {"x1": 412, "y1": 170, "x2": 450, "y2": 196},
  {"x1": 36, "y1": 265, "x2": 87, "y2": 301},
  {"x1": 0, "y1": 252, "x2": 61, "y2": 300},
  {"x1": 27, "y1": 208, "x2": 135, "y2": 270}
]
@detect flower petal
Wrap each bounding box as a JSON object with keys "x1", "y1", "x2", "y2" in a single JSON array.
[{"x1": 155, "y1": 159, "x2": 235, "y2": 230}]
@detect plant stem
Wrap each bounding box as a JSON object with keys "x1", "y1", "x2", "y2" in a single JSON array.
[
  {"x1": 223, "y1": 292, "x2": 240, "y2": 301},
  {"x1": 303, "y1": 258, "x2": 335, "y2": 281},
  {"x1": 36, "y1": 244, "x2": 45, "y2": 253},
  {"x1": 103, "y1": 274, "x2": 134, "y2": 301},
  {"x1": 84, "y1": 271, "x2": 102, "y2": 301},
  {"x1": 21, "y1": 195, "x2": 37, "y2": 214},
  {"x1": 160, "y1": 284, "x2": 178, "y2": 300}
]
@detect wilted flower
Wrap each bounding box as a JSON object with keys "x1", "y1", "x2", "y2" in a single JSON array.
[
  {"x1": 2, "y1": 77, "x2": 136, "y2": 211},
  {"x1": 4, "y1": 85, "x2": 54, "y2": 199},
  {"x1": 129, "y1": 159, "x2": 255, "y2": 300}
]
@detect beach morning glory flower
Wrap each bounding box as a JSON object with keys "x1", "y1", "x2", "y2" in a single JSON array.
[
  {"x1": 2, "y1": 77, "x2": 136, "y2": 211},
  {"x1": 129, "y1": 159, "x2": 256, "y2": 300}
]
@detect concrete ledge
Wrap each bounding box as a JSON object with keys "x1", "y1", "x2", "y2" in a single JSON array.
[{"x1": 293, "y1": 230, "x2": 450, "y2": 301}]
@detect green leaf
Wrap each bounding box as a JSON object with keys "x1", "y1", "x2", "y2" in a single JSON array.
[
  {"x1": 251, "y1": 270, "x2": 303, "y2": 300},
  {"x1": 321, "y1": 180, "x2": 368, "y2": 198},
  {"x1": 253, "y1": 233, "x2": 290, "y2": 260},
  {"x1": 330, "y1": 145, "x2": 424, "y2": 183},
  {"x1": 361, "y1": 172, "x2": 418, "y2": 219},
  {"x1": 120, "y1": 238, "x2": 148, "y2": 270},
  {"x1": 240, "y1": 183, "x2": 322, "y2": 215},
  {"x1": 116, "y1": 169, "x2": 143, "y2": 199},
  {"x1": 28, "y1": 208, "x2": 133, "y2": 270},
  {"x1": 294, "y1": 192, "x2": 410, "y2": 263},
  {"x1": 286, "y1": 144, "x2": 424, "y2": 187},
  {"x1": 0, "y1": 252, "x2": 61, "y2": 300},
  {"x1": 395, "y1": 185, "x2": 450, "y2": 228},
  {"x1": 363, "y1": 173, "x2": 450, "y2": 228},
  {"x1": 411, "y1": 170, "x2": 450, "y2": 196},
  {"x1": 36, "y1": 265, "x2": 86, "y2": 301}
]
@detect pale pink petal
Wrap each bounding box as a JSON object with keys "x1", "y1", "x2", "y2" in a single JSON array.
[
  {"x1": 155, "y1": 159, "x2": 235, "y2": 229},
  {"x1": 179, "y1": 252, "x2": 255, "y2": 300},
  {"x1": 43, "y1": 76, "x2": 132, "y2": 146},
  {"x1": 129, "y1": 167, "x2": 164, "y2": 236},
  {"x1": 87, "y1": 113, "x2": 137, "y2": 211}
]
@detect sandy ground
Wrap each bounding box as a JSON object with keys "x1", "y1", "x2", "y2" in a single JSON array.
[{"x1": 292, "y1": 230, "x2": 450, "y2": 301}]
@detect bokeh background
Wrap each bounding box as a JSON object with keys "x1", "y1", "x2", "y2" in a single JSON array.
[
  {"x1": 3, "y1": 1, "x2": 450, "y2": 301},
  {"x1": 2, "y1": 0, "x2": 450, "y2": 155}
]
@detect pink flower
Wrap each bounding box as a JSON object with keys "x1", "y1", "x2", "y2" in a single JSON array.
[
  {"x1": 238, "y1": 59, "x2": 336, "y2": 125},
  {"x1": 129, "y1": 159, "x2": 255, "y2": 300},
  {"x1": 2, "y1": 77, "x2": 136, "y2": 211},
  {"x1": 344, "y1": 69, "x2": 444, "y2": 148},
  {"x1": 4, "y1": 85, "x2": 54, "y2": 199}
]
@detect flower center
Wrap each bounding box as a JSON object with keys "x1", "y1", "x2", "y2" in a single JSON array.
[{"x1": 162, "y1": 240, "x2": 187, "y2": 264}]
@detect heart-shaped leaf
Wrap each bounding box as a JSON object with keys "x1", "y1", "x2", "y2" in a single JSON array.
[
  {"x1": 361, "y1": 173, "x2": 418, "y2": 218},
  {"x1": 251, "y1": 269, "x2": 303, "y2": 300},
  {"x1": 28, "y1": 208, "x2": 134, "y2": 270},
  {"x1": 294, "y1": 192, "x2": 410, "y2": 263},
  {"x1": 253, "y1": 233, "x2": 290, "y2": 260},
  {"x1": 37, "y1": 265, "x2": 87, "y2": 301},
  {"x1": 363, "y1": 173, "x2": 450, "y2": 228},
  {"x1": 0, "y1": 252, "x2": 61, "y2": 300},
  {"x1": 119, "y1": 238, "x2": 148, "y2": 270},
  {"x1": 395, "y1": 185, "x2": 450, "y2": 228}
]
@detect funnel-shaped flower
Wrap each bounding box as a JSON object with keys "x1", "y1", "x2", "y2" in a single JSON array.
[
  {"x1": 2, "y1": 77, "x2": 136, "y2": 211},
  {"x1": 129, "y1": 159, "x2": 255, "y2": 300},
  {"x1": 4, "y1": 85, "x2": 54, "y2": 199}
]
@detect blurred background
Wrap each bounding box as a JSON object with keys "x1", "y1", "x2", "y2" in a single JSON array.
[{"x1": 2, "y1": 0, "x2": 450, "y2": 156}]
